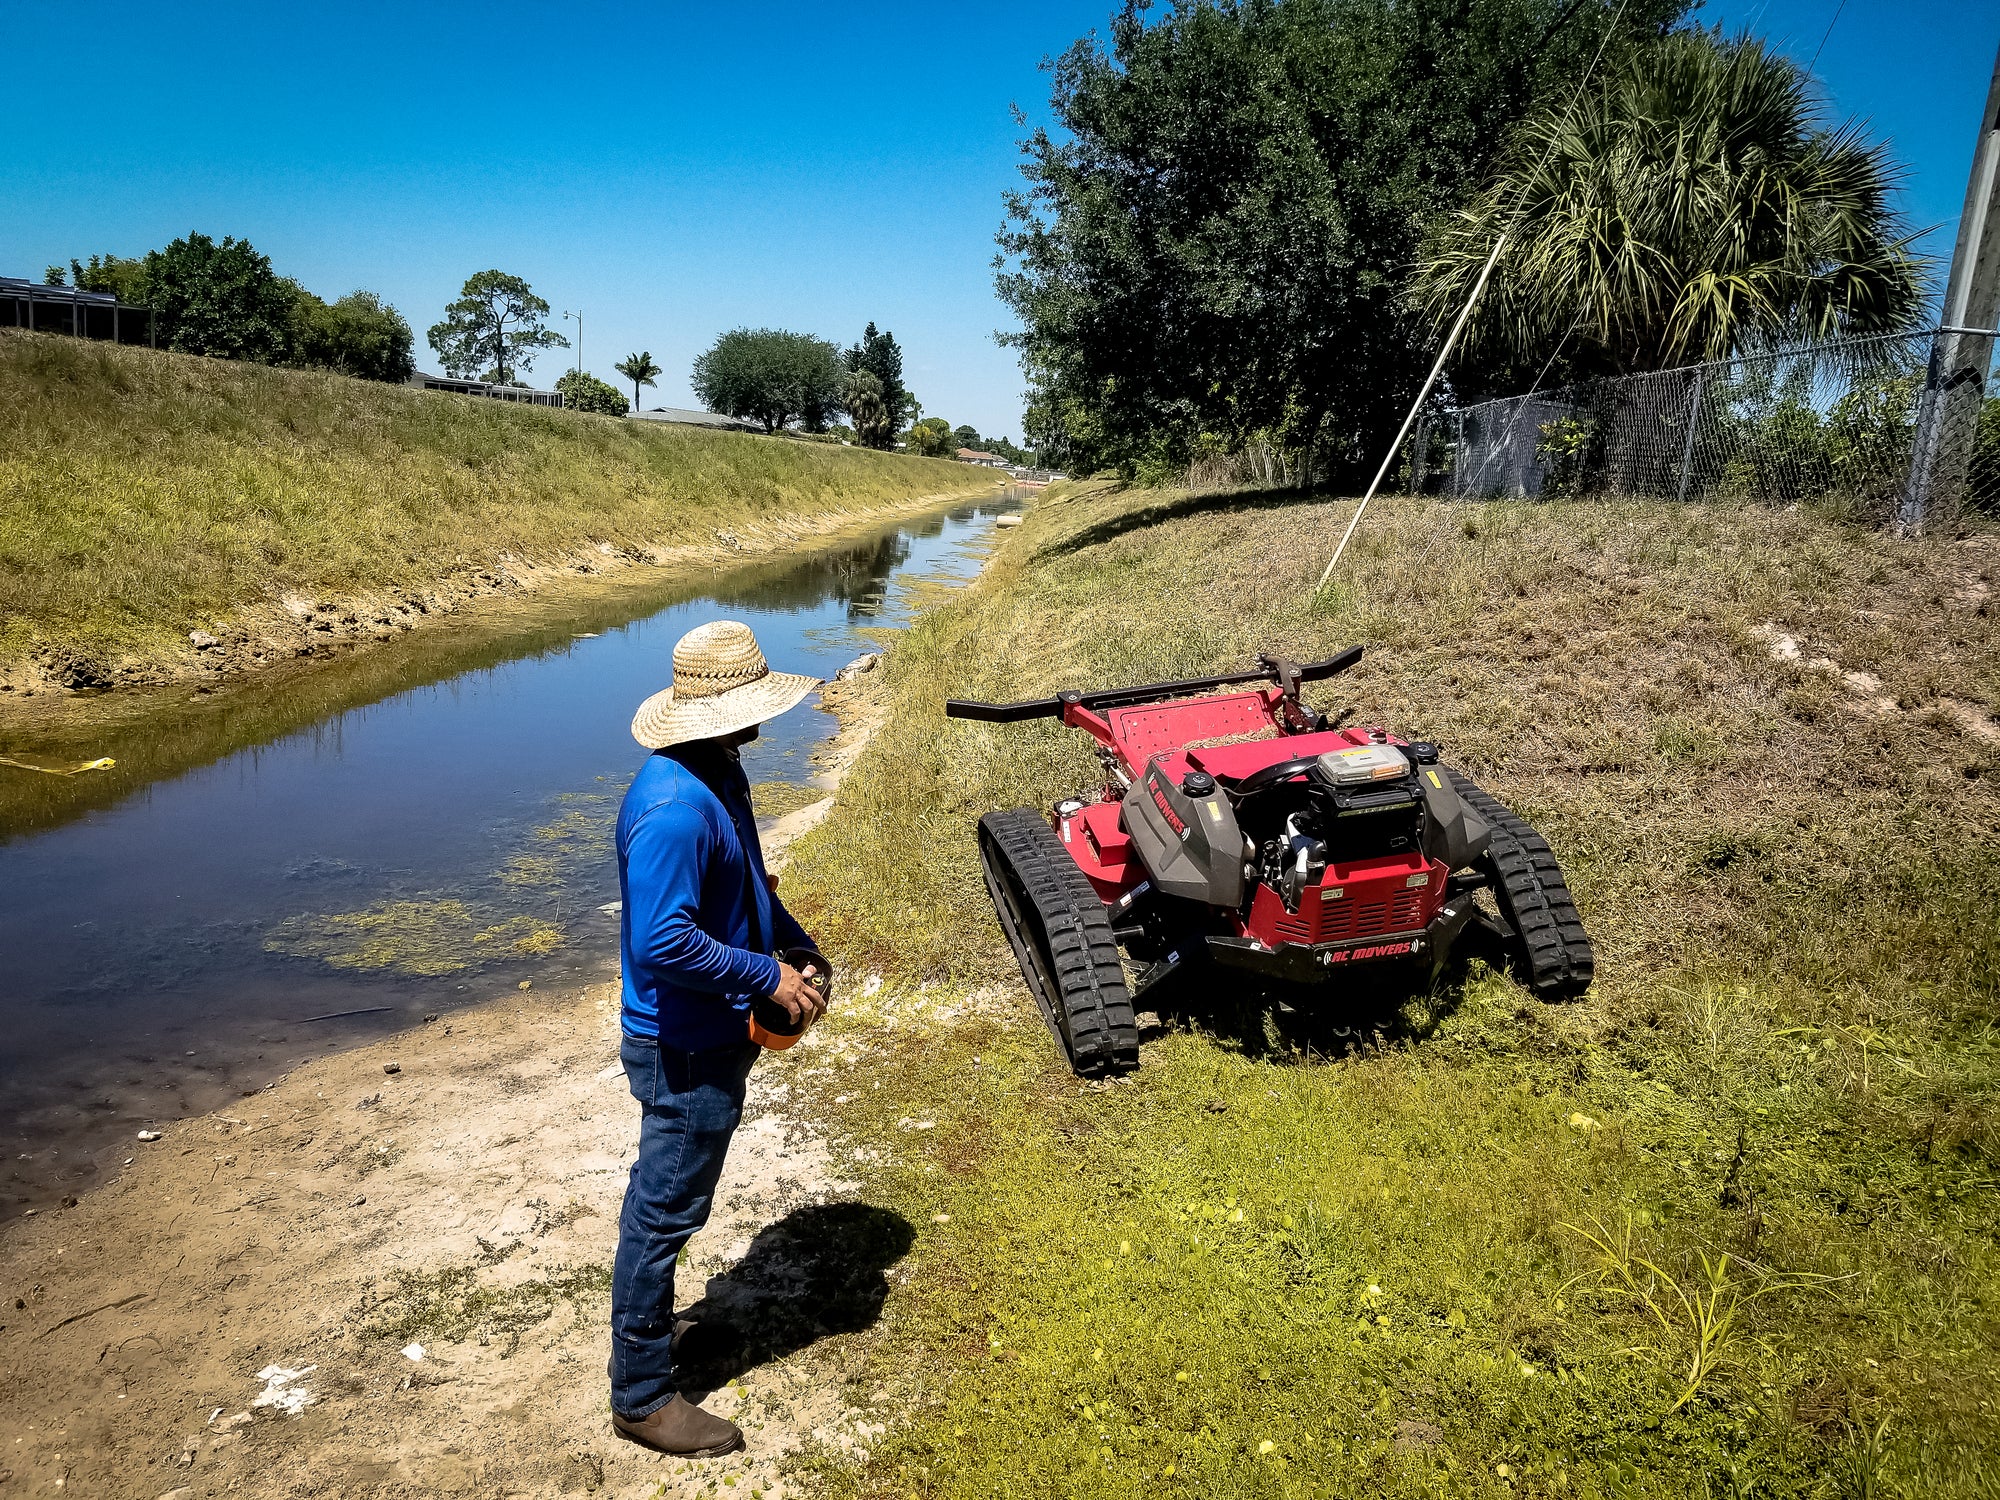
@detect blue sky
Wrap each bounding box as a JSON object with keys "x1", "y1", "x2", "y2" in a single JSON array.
[{"x1": 2, "y1": 1, "x2": 1993, "y2": 438}]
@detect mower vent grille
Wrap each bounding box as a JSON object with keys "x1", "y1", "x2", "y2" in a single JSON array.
[{"x1": 1282, "y1": 886, "x2": 1429, "y2": 944}]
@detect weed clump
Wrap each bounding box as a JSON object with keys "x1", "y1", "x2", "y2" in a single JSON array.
[{"x1": 357, "y1": 1262, "x2": 611, "y2": 1345}]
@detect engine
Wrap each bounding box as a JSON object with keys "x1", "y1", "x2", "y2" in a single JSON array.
[{"x1": 1115, "y1": 729, "x2": 1491, "y2": 954}]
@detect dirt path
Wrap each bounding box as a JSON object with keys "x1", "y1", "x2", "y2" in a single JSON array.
[{"x1": 0, "y1": 682, "x2": 904, "y2": 1500}]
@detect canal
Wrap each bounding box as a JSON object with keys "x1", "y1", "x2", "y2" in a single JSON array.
[{"x1": 0, "y1": 497, "x2": 1015, "y2": 1217}]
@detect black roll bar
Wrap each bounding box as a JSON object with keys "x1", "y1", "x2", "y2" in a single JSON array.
[{"x1": 944, "y1": 646, "x2": 1364, "y2": 723}]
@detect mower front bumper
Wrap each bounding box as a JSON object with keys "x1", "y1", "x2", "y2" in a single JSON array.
[{"x1": 1203, "y1": 893, "x2": 1479, "y2": 985}]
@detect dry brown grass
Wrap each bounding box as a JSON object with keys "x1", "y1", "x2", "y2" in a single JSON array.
[{"x1": 796, "y1": 482, "x2": 1999, "y2": 1009}]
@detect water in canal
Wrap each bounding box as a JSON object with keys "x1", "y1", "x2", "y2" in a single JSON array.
[{"x1": 0, "y1": 498, "x2": 1016, "y2": 1217}]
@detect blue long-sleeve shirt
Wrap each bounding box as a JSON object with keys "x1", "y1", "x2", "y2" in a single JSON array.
[{"x1": 616, "y1": 741, "x2": 814, "y2": 1049}]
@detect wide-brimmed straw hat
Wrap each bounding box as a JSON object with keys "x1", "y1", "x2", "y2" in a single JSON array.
[{"x1": 631, "y1": 620, "x2": 821, "y2": 749}]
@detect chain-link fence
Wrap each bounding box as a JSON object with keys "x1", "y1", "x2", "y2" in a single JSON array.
[{"x1": 1411, "y1": 329, "x2": 2000, "y2": 524}]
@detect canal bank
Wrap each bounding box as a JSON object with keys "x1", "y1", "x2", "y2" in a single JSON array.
[
  {"x1": 0, "y1": 729, "x2": 909, "y2": 1500},
  {"x1": 0, "y1": 497, "x2": 1018, "y2": 1221},
  {"x1": 1, "y1": 330, "x2": 996, "y2": 704},
  {"x1": 0, "y1": 485, "x2": 1003, "y2": 841}
]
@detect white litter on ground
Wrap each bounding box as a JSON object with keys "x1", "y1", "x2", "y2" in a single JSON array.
[
  {"x1": 402, "y1": 1343, "x2": 426, "y2": 1362},
  {"x1": 250, "y1": 1364, "x2": 317, "y2": 1416}
]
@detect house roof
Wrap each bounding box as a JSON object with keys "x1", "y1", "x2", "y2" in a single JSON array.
[
  {"x1": 1, "y1": 276, "x2": 120, "y2": 306},
  {"x1": 633, "y1": 407, "x2": 764, "y2": 433},
  {"x1": 956, "y1": 448, "x2": 1002, "y2": 461}
]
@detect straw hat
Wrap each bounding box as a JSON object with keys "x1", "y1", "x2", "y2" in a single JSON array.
[{"x1": 631, "y1": 620, "x2": 821, "y2": 749}]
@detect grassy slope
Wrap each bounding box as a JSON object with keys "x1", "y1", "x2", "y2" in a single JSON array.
[
  {"x1": 0, "y1": 330, "x2": 992, "y2": 674},
  {"x1": 779, "y1": 484, "x2": 1999, "y2": 1498}
]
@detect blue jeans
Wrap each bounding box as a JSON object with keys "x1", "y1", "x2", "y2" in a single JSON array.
[{"x1": 611, "y1": 1034, "x2": 760, "y2": 1420}]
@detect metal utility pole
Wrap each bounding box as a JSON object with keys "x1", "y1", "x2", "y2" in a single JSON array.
[
  {"x1": 1902, "y1": 42, "x2": 2000, "y2": 532},
  {"x1": 564, "y1": 309, "x2": 582, "y2": 375}
]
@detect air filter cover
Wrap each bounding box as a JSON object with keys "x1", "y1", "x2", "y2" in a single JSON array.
[{"x1": 1317, "y1": 743, "x2": 1410, "y2": 785}]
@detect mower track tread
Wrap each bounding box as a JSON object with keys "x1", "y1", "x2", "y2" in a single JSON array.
[
  {"x1": 1447, "y1": 771, "x2": 1594, "y2": 1000},
  {"x1": 977, "y1": 808, "x2": 1139, "y2": 1077}
]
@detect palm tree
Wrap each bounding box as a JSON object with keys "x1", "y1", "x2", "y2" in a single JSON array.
[
  {"x1": 843, "y1": 369, "x2": 893, "y2": 449},
  {"x1": 1411, "y1": 31, "x2": 1925, "y2": 383},
  {"x1": 615, "y1": 351, "x2": 662, "y2": 412}
]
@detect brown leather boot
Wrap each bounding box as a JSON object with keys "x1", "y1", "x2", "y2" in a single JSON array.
[{"x1": 612, "y1": 1395, "x2": 744, "y2": 1457}]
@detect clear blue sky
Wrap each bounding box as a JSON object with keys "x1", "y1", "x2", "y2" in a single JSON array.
[{"x1": 3, "y1": 1, "x2": 1994, "y2": 438}]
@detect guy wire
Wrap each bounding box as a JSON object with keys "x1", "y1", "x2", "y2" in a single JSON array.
[{"x1": 1314, "y1": 0, "x2": 1631, "y2": 590}]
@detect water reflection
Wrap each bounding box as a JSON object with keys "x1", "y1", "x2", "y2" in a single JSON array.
[{"x1": 0, "y1": 509, "x2": 960, "y2": 845}]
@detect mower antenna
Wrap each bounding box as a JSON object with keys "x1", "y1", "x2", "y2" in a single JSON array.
[{"x1": 1315, "y1": 231, "x2": 1506, "y2": 592}]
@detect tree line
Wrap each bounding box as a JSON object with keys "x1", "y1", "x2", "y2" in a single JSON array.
[
  {"x1": 691, "y1": 323, "x2": 912, "y2": 445},
  {"x1": 37, "y1": 241, "x2": 1016, "y2": 458},
  {"x1": 685, "y1": 322, "x2": 1030, "y2": 459},
  {"x1": 48, "y1": 236, "x2": 417, "y2": 383},
  {"x1": 999, "y1": 1, "x2": 1926, "y2": 480}
]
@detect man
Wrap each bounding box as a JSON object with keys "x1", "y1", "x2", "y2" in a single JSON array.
[{"x1": 609, "y1": 619, "x2": 830, "y2": 1457}]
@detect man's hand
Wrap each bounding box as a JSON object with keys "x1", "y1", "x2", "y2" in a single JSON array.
[{"x1": 768, "y1": 961, "x2": 826, "y2": 1027}]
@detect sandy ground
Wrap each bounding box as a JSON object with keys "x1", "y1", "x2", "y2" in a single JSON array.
[
  {"x1": 0, "y1": 980, "x2": 910, "y2": 1499},
  {"x1": 0, "y1": 674, "x2": 911, "y2": 1499}
]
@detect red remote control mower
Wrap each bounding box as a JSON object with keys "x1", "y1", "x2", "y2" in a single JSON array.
[{"x1": 946, "y1": 648, "x2": 1593, "y2": 1076}]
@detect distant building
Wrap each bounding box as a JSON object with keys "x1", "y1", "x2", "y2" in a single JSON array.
[
  {"x1": 632, "y1": 407, "x2": 765, "y2": 434},
  {"x1": 955, "y1": 448, "x2": 1005, "y2": 467},
  {"x1": 407, "y1": 371, "x2": 562, "y2": 408},
  {"x1": 2, "y1": 276, "x2": 155, "y2": 346},
  {"x1": 1005, "y1": 465, "x2": 1062, "y2": 486}
]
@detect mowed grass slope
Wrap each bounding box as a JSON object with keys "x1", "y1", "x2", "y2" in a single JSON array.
[
  {"x1": 779, "y1": 484, "x2": 2000, "y2": 1497},
  {"x1": 0, "y1": 330, "x2": 992, "y2": 674}
]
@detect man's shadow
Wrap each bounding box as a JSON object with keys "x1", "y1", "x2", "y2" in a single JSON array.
[{"x1": 672, "y1": 1201, "x2": 915, "y2": 1394}]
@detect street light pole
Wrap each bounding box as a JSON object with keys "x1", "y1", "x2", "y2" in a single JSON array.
[{"x1": 564, "y1": 310, "x2": 582, "y2": 376}]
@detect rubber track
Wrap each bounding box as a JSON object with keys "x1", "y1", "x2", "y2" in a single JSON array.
[
  {"x1": 977, "y1": 808, "x2": 1139, "y2": 1076},
  {"x1": 1447, "y1": 771, "x2": 1595, "y2": 1000}
]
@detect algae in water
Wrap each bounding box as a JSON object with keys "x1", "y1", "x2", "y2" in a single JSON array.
[{"x1": 264, "y1": 900, "x2": 565, "y2": 976}]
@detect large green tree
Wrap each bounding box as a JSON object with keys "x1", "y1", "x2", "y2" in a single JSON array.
[
  {"x1": 427, "y1": 270, "x2": 568, "y2": 384},
  {"x1": 844, "y1": 368, "x2": 894, "y2": 448},
  {"x1": 692, "y1": 328, "x2": 847, "y2": 433},
  {"x1": 555, "y1": 369, "x2": 630, "y2": 415},
  {"x1": 67, "y1": 254, "x2": 148, "y2": 304},
  {"x1": 142, "y1": 233, "x2": 297, "y2": 362},
  {"x1": 997, "y1": 0, "x2": 1685, "y2": 477},
  {"x1": 844, "y1": 323, "x2": 915, "y2": 443},
  {"x1": 1411, "y1": 31, "x2": 1925, "y2": 390},
  {"x1": 906, "y1": 417, "x2": 957, "y2": 457},
  {"x1": 290, "y1": 289, "x2": 417, "y2": 383}
]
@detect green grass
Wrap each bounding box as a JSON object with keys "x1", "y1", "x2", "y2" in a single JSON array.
[
  {"x1": 0, "y1": 330, "x2": 993, "y2": 676},
  {"x1": 772, "y1": 482, "x2": 2000, "y2": 1497}
]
